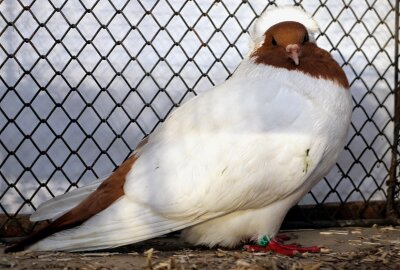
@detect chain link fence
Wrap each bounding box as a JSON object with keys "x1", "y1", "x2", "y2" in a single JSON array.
[{"x1": 0, "y1": 0, "x2": 399, "y2": 237}]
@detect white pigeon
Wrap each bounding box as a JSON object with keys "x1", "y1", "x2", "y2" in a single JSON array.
[{"x1": 6, "y1": 6, "x2": 352, "y2": 254}]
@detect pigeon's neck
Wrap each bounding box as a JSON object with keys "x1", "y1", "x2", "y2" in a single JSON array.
[{"x1": 249, "y1": 43, "x2": 349, "y2": 89}]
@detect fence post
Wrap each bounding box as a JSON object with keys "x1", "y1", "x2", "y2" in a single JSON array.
[{"x1": 386, "y1": 0, "x2": 400, "y2": 221}]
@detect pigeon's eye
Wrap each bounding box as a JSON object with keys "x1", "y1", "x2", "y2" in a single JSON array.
[
  {"x1": 303, "y1": 35, "x2": 309, "y2": 44},
  {"x1": 272, "y1": 37, "x2": 277, "y2": 46}
]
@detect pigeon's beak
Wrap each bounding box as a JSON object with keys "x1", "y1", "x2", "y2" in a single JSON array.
[{"x1": 286, "y1": 44, "x2": 301, "y2": 66}]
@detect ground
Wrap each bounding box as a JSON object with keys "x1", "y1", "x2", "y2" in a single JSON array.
[{"x1": 1, "y1": 226, "x2": 400, "y2": 270}]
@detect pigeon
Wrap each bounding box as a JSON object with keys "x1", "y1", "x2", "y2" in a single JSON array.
[{"x1": 5, "y1": 6, "x2": 352, "y2": 255}]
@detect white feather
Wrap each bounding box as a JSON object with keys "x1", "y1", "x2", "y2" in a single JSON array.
[
  {"x1": 124, "y1": 60, "x2": 352, "y2": 247},
  {"x1": 30, "y1": 177, "x2": 107, "y2": 222},
  {"x1": 125, "y1": 60, "x2": 351, "y2": 216},
  {"x1": 29, "y1": 196, "x2": 219, "y2": 251}
]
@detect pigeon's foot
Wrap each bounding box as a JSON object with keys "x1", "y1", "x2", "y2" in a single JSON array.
[{"x1": 243, "y1": 234, "x2": 320, "y2": 256}]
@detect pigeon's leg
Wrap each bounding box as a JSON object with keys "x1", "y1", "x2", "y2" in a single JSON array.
[{"x1": 243, "y1": 235, "x2": 320, "y2": 256}]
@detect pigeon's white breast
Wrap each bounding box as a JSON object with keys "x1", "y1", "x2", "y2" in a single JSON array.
[{"x1": 124, "y1": 59, "x2": 352, "y2": 220}]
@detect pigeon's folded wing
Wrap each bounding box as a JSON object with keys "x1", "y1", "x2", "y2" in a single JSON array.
[{"x1": 124, "y1": 75, "x2": 326, "y2": 219}]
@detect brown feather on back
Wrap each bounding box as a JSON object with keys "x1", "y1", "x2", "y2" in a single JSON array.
[{"x1": 5, "y1": 154, "x2": 138, "y2": 253}]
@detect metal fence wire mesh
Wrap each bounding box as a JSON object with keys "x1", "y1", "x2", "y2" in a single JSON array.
[{"x1": 0, "y1": 0, "x2": 399, "y2": 236}]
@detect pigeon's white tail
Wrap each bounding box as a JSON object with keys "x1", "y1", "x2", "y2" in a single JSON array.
[
  {"x1": 30, "y1": 178, "x2": 107, "y2": 222},
  {"x1": 28, "y1": 196, "x2": 196, "y2": 252}
]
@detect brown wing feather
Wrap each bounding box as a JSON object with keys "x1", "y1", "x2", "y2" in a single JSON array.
[{"x1": 5, "y1": 155, "x2": 138, "y2": 253}]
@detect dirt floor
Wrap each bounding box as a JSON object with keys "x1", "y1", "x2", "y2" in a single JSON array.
[{"x1": 1, "y1": 226, "x2": 400, "y2": 270}]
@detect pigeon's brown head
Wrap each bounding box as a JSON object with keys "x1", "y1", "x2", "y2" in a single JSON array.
[
  {"x1": 249, "y1": 6, "x2": 349, "y2": 89},
  {"x1": 261, "y1": 21, "x2": 309, "y2": 66},
  {"x1": 251, "y1": 20, "x2": 318, "y2": 68}
]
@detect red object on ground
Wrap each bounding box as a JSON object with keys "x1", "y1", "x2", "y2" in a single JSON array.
[{"x1": 244, "y1": 234, "x2": 321, "y2": 256}]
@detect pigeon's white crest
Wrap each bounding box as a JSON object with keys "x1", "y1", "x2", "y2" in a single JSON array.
[
  {"x1": 250, "y1": 6, "x2": 320, "y2": 50},
  {"x1": 6, "y1": 6, "x2": 352, "y2": 253}
]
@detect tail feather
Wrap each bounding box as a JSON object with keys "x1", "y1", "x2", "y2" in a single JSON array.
[
  {"x1": 28, "y1": 197, "x2": 197, "y2": 252},
  {"x1": 5, "y1": 155, "x2": 137, "y2": 253},
  {"x1": 30, "y1": 178, "x2": 106, "y2": 222}
]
